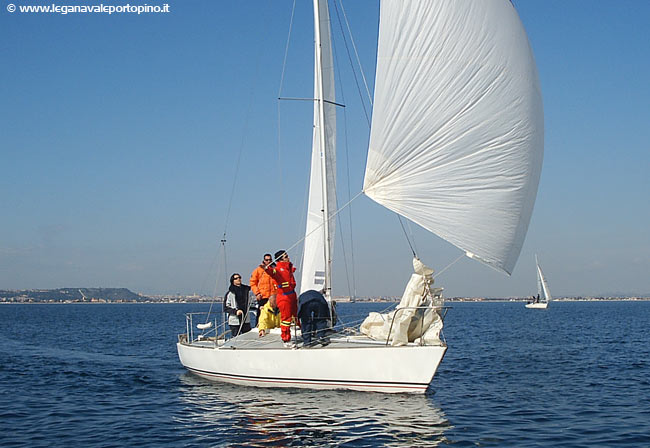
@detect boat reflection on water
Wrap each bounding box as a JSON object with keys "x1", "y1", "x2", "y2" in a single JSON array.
[{"x1": 176, "y1": 373, "x2": 451, "y2": 447}]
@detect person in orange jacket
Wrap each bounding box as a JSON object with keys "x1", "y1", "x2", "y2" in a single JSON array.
[
  {"x1": 263, "y1": 250, "x2": 298, "y2": 347},
  {"x1": 250, "y1": 253, "x2": 278, "y2": 311}
]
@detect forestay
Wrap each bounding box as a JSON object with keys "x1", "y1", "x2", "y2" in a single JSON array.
[{"x1": 363, "y1": 0, "x2": 544, "y2": 274}]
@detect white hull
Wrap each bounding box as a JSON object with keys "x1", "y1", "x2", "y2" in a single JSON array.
[
  {"x1": 177, "y1": 335, "x2": 446, "y2": 394},
  {"x1": 525, "y1": 302, "x2": 548, "y2": 309}
]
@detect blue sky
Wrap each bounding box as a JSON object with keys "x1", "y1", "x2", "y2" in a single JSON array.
[{"x1": 1, "y1": 0, "x2": 649, "y2": 298}]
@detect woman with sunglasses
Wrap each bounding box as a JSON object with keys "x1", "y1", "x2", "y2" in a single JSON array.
[{"x1": 224, "y1": 273, "x2": 254, "y2": 337}]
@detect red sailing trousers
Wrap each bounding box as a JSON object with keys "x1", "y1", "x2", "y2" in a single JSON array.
[{"x1": 276, "y1": 291, "x2": 297, "y2": 342}]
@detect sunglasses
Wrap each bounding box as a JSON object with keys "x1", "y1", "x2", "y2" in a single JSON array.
[{"x1": 233, "y1": 276, "x2": 241, "y2": 280}]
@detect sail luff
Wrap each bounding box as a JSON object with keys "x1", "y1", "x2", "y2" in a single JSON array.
[{"x1": 363, "y1": 0, "x2": 544, "y2": 275}]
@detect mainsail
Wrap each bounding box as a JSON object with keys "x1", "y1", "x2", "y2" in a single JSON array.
[
  {"x1": 363, "y1": 0, "x2": 544, "y2": 274},
  {"x1": 301, "y1": 0, "x2": 337, "y2": 296}
]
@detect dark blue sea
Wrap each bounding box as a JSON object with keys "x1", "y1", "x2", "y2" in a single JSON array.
[{"x1": 1, "y1": 301, "x2": 649, "y2": 447}]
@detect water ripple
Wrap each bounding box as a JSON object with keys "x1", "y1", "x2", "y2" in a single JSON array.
[
  {"x1": 2, "y1": 302, "x2": 650, "y2": 447},
  {"x1": 173, "y1": 374, "x2": 450, "y2": 447}
]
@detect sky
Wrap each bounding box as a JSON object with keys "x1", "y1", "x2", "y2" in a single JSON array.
[{"x1": 1, "y1": 0, "x2": 649, "y2": 298}]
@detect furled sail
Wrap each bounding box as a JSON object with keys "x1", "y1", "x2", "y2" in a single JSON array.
[
  {"x1": 360, "y1": 258, "x2": 444, "y2": 346},
  {"x1": 363, "y1": 0, "x2": 544, "y2": 274},
  {"x1": 301, "y1": 0, "x2": 337, "y2": 294}
]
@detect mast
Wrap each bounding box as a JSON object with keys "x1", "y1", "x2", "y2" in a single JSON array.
[{"x1": 313, "y1": 0, "x2": 332, "y2": 301}]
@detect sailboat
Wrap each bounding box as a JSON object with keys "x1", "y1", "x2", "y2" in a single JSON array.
[
  {"x1": 526, "y1": 255, "x2": 552, "y2": 309},
  {"x1": 177, "y1": 0, "x2": 543, "y2": 394}
]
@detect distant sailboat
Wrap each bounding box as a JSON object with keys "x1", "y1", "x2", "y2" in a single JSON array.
[
  {"x1": 177, "y1": 0, "x2": 544, "y2": 393},
  {"x1": 526, "y1": 255, "x2": 551, "y2": 309}
]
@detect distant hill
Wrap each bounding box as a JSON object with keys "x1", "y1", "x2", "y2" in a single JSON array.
[{"x1": 0, "y1": 288, "x2": 147, "y2": 303}]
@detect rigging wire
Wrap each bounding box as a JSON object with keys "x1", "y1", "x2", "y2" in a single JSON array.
[
  {"x1": 433, "y1": 253, "x2": 467, "y2": 280},
  {"x1": 406, "y1": 219, "x2": 420, "y2": 257},
  {"x1": 331, "y1": 0, "x2": 357, "y2": 301},
  {"x1": 336, "y1": 0, "x2": 374, "y2": 107},
  {"x1": 200, "y1": 3, "x2": 277, "y2": 328},
  {"x1": 297, "y1": 160, "x2": 311, "y2": 276},
  {"x1": 332, "y1": 0, "x2": 372, "y2": 126},
  {"x1": 340, "y1": 109, "x2": 357, "y2": 301},
  {"x1": 277, "y1": 0, "x2": 297, "y2": 99},
  {"x1": 276, "y1": 101, "x2": 286, "y2": 239},
  {"x1": 221, "y1": 17, "x2": 267, "y2": 243},
  {"x1": 335, "y1": 0, "x2": 423, "y2": 270},
  {"x1": 341, "y1": 1, "x2": 374, "y2": 108},
  {"x1": 281, "y1": 191, "x2": 364, "y2": 260},
  {"x1": 336, "y1": 212, "x2": 353, "y2": 300},
  {"x1": 276, "y1": 0, "x2": 298, "y2": 244},
  {"x1": 202, "y1": 239, "x2": 227, "y2": 326},
  {"x1": 397, "y1": 215, "x2": 417, "y2": 258}
]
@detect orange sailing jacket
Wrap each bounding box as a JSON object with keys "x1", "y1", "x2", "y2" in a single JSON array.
[{"x1": 250, "y1": 266, "x2": 277, "y2": 299}]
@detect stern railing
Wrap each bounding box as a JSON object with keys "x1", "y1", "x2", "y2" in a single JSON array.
[{"x1": 181, "y1": 312, "x2": 230, "y2": 347}]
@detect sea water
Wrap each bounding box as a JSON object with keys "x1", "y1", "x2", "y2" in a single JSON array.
[{"x1": 1, "y1": 301, "x2": 649, "y2": 447}]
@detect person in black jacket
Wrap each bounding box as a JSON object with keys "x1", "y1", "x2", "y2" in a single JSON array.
[
  {"x1": 224, "y1": 273, "x2": 254, "y2": 337},
  {"x1": 297, "y1": 289, "x2": 331, "y2": 347}
]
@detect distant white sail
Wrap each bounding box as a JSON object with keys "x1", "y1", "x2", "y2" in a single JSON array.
[
  {"x1": 301, "y1": 0, "x2": 337, "y2": 294},
  {"x1": 363, "y1": 0, "x2": 544, "y2": 274},
  {"x1": 536, "y1": 256, "x2": 552, "y2": 302}
]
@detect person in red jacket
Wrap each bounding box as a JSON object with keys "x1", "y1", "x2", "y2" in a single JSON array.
[{"x1": 263, "y1": 250, "x2": 298, "y2": 347}]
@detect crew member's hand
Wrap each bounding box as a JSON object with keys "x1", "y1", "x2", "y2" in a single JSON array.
[{"x1": 236, "y1": 309, "x2": 243, "y2": 316}]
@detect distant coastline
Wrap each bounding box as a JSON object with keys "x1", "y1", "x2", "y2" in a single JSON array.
[{"x1": 1, "y1": 288, "x2": 648, "y2": 304}]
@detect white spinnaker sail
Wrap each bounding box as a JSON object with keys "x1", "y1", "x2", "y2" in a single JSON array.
[
  {"x1": 363, "y1": 0, "x2": 544, "y2": 274},
  {"x1": 536, "y1": 258, "x2": 552, "y2": 302},
  {"x1": 301, "y1": 0, "x2": 337, "y2": 294}
]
